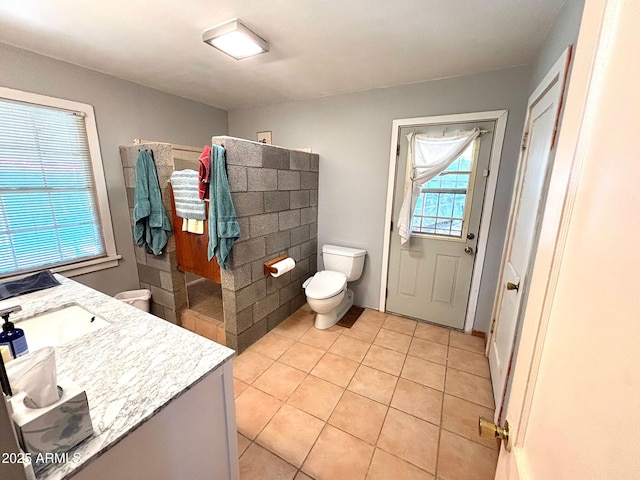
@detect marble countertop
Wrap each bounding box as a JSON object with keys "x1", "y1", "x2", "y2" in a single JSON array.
[{"x1": 0, "y1": 275, "x2": 235, "y2": 480}]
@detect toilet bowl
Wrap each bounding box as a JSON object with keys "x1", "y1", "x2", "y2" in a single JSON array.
[
  {"x1": 303, "y1": 271, "x2": 348, "y2": 329},
  {"x1": 303, "y1": 244, "x2": 366, "y2": 330}
]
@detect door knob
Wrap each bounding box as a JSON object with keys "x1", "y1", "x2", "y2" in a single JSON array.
[
  {"x1": 506, "y1": 282, "x2": 520, "y2": 292},
  {"x1": 479, "y1": 417, "x2": 511, "y2": 451},
  {"x1": 464, "y1": 246, "x2": 474, "y2": 255},
  {"x1": 467, "y1": 232, "x2": 475, "y2": 240}
]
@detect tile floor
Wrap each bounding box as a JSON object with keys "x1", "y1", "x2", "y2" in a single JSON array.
[
  {"x1": 233, "y1": 305, "x2": 500, "y2": 480},
  {"x1": 188, "y1": 278, "x2": 224, "y2": 320},
  {"x1": 180, "y1": 278, "x2": 226, "y2": 345}
]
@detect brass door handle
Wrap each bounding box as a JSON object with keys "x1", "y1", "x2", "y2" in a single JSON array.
[
  {"x1": 464, "y1": 246, "x2": 474, "y2": 255},
  {"x1": 506, "y1": 282, "x2": 519, "y2": 292},
  {"x1": 479, "y1": 416, "x2": 511, "y2": 451}
]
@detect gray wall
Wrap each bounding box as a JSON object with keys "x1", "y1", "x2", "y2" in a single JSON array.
[
  {"x1": 228, "y1": 66, "x2": 532, "y2": 333},
  {"x1": 529, "y1": 0, "x2": 586, "y2": 92},
  {"x1": 0, "y1": 43, "x2": 228, "y2": 295}
]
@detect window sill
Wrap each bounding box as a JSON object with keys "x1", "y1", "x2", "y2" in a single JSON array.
[
  {"x1": 52, "y1": 255, "x2": 122, "y2": 278},
  {"x1": 0, "y1": 255, "x2": 121, "y2": 283}
]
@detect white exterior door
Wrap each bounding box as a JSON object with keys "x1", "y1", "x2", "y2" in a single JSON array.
[
  {"x1": 386, "y1": 121, "x2": 494, "y2": 328},
  {"x1": 488, "y1": 50, "x2": 570, "y2": 412},
  {"x1": 494, "y1": 1, "x2": 640, "y2": 479}
]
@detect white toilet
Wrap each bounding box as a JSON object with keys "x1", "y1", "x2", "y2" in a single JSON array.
[{"x1": 303, "y1": 244, "x2": 366, "y2": 329}]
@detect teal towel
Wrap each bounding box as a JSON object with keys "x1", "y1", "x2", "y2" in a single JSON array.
[
  {"x1": 208, "y1": 145, "x2": 240, "y2": 268},
  {"x1": 133, "y1": 150, "x2": 172, "y2": 255}
]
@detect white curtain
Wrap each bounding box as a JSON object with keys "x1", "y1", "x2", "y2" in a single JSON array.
[{"x1": 397, "y1": 128, "x2": 480, "y2": 245}]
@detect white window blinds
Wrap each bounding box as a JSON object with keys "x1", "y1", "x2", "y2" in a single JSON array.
[{"x1": 0, "y1": 98, "x2": 106, "y2": 277}]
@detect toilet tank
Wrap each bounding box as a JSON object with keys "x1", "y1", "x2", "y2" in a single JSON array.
[{"x1": 322, "y1": 244, "x2": 367, "y2": 281}]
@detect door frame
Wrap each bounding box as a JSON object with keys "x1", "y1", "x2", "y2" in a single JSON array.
[{"x1": 380, "y1": 110, "x2": 508, "y2": 332}]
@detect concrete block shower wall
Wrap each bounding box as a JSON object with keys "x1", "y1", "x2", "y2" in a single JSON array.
[
  {"x1": 119, "y1": 137, "x2": 319, "y2": 352},
  {"x1": 120, "y1": 143, "x2": 189, "y2": 323},
  {"x1": 213, "y1": 136, "x2": 319, "y2": 352}
]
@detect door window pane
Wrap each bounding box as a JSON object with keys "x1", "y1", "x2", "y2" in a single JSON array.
[{"x1": 411, "y1": 142, "x2": 476, "y2": 238}]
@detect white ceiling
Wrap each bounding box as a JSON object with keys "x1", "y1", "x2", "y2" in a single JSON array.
[{"x1": 0, "y1": 0, "x2": 565, "y2": 111}]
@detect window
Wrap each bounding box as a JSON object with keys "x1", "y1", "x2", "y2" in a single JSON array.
[
  {"x1": 0, "y1": 87, "x2": 119, "y2": 278},
  {"x1": 412, "y1": 141, "x2": 477, "y2": 238}
]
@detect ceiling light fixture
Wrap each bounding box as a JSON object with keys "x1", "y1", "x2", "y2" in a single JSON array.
[{"x1": 202, "y1": 19, "x2": 269, "y2": 60}]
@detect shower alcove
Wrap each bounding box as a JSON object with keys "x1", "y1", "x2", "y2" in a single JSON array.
[{"x1": 120, "y1": 136, "x2": 319, "y2": 352}]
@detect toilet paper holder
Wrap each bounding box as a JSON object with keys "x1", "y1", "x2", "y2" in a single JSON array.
[{"x1": 263, "y1": 255, "x2": 290, "y2": 276}]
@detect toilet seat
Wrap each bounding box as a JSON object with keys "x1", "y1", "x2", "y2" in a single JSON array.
[{"x1": 304, "y1": 271, "x2": 347, "y2": 300}]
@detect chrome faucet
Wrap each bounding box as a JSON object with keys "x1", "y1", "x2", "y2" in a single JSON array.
[{"x1": 0, "y1": 305, "x2": 21, "y2": 321}]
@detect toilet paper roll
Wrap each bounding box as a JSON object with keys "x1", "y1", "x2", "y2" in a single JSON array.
[{"x1": 270, "y1": 257, "x2": 296, "y2": 277}]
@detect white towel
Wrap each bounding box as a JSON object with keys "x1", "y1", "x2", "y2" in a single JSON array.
[
  {"x1": 170, "y1": 169, "x2": 206, "y2": 220},
  {"x1": 182, "y1": 219, "x2": 204, "y2": 234}
]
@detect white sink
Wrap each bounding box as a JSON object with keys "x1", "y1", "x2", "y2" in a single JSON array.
[{"x1": 16, "y1": 305, "x2": 110, "y2": 351}]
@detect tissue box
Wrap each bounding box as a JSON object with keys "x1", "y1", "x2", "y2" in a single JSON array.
[{"x1": 9, "y1": 379, "x2": 93, "y2": 471}]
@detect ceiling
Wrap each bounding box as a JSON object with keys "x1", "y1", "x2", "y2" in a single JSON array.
[{"x1": 0, "y1": 0, "x2": 566, "y2": 111}]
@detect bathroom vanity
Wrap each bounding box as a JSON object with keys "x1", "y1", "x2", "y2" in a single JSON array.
[{"x1": 0, "y1": 275, "x2": 238, "y2": 480}]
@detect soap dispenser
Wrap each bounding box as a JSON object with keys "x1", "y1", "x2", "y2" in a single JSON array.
[{"x1": 0, "y1": 305, "x2": 28, "y2": 359}]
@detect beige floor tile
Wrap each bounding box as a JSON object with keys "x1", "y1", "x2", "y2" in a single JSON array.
[
  {"x1": 215, "y1": 326, "x2": 226, "y2": 346},
  {"x1": 310, "y1": 353, "x2": 359, "y2": 387},
  {"x1": 437, "y1": 430, "x2": 498, "y2": 480},
  {"x1": 235, "y1": 387, "x2": 283, "y2": 439},
  {"x1": 414, "y1": 322, "x2": 450, "y2": 345},
  {"x1": 272, "y1": 316, "x2": 313, "y2": 340},
  {"x1": 367, "y1": 449, "x2": 434, "y2": 480},
  {"x1": 449, "y1": 331, "x2": 485, "y2": 354},
  {"x1": 447, "y1": 347, "x2": 490, "y2": 378},
  {"x1": 288, "y1": 308, "x2": 316, "y2": 323},
  {"x1": 233, "y1": 350, "x2": 275, "y2": 384},
  {"x1": 445, "y1": 369, "x2": 495, "y2": 409},
  {"x1": 400, "y1": 355, "x2": 446, "y2": 391},
  {"x1": 362, "y1": 344, "x2": 406, "y2": 376},
  {"x1": 408, "y1": 337, "x2": 448, "y2": 365},
  {"x1": 358, "y1": 308, "x2": 388, "y2": 327},
  {"x1": 342, "y1": 320, "x2": 381, "y2": 343},
  {"x1": 180, "y1": 309, "x2": 197, "y2": 331},
  {"x1": 328, "y1": 391, "x2": 388, "y2": 444},
  {"x1": 377, "y1": 408, "x2": 439, "y2": 474},
  {"x1": 391, "y1": 378, "x2": 443, "y2": 426},
  {"x1": 248, "y1": 333, "x2": 295, "y2": 360},
  {"x1": 302, "y1": 425, "x2": 374, "y2": 480},
  {"x1": 294, "y1": 472, "x2": 313, "y2": 480},
  {"x1": 239, "y1": 443, "x2": 297, "y2": 480},
  {"x1": 256, "y1": 404, "x2": 325, "y2": 467},
  {"x1": 288, "y1": 375, "x2": 344, "y2": 421},
  {"x1": 195, "y1": 317, "x2": 217, "y2": 341},
  {"x1": 442, "y1": 394, "x2": 498, "y2": 450},
  {"x1": 326, "y1": 323, "x2": 347, "y2": 334},
  {"x1": 328, "y1": 335, "x2": 371, "y2": 362},
  {"x1": 233, "y1": 378, "x2": 249, "y2": 398},
  {"x1": 374, "y1": 328, "x2": 412, "y2": 353},
  {"x1": 279, "y1": 342, "x2": 325, "y2": 372},
  {"x1": 382, "y1": 314, "x2": 418, "y2": 336},
  {"x1": 348, "y1": 365, "x2": 398, "y2": 405},
  {"x1": 253, "y1": 362, "x2": 307, "y2": 401},
  {"x1": 298, "y1": 327, "x2": 340, "y2": 351},
  {"x1": 237, "y1": 433, "x2": 251, "y2": 456}
]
